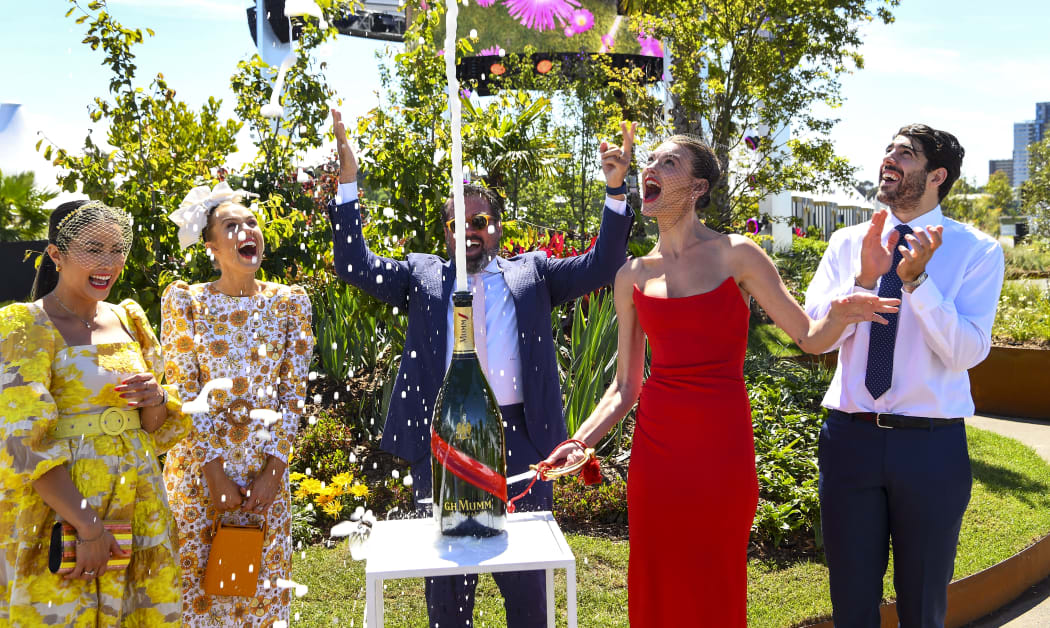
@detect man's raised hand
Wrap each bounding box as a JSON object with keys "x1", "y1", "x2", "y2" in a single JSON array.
[
  {"x1": 600, "y1": 121, "x2": 637, "y2": 190},
  {"x1": 856, "y1": 209, "x2": 899, "y2": 289},
  {"x1": 332, "y1": 108, "x2": 358, "y2": 184}
]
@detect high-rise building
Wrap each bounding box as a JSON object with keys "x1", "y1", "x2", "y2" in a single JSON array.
[
  {"x1": 1013, "y1": 102, "x2": 1050, "y2": 187},
  {"x1": 989, "y1": 159, "x2": 1014, "y2": 186}
]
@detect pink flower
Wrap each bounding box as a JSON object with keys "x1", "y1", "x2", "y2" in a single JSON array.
[
  {"x1": 637, "y1": 32, "x2": 663, "y2": 57},
  {"x1": 460, "y1": 87, "x2": 473, "y2": 99},
  {"x1": 477, "y1": 0, "x2": 497, "y2": 6},
  {"x1": 564, "y1": 25, "x2": 575, "y2": 37},
  {"x1": 502, "y1": 0, "x2": 579, "y2": 32},
  {"x1": 569, "y1": 8, "x2": 594, "y2": 34},
  {"x1": 480, "y1": 46, "x2": 501, "y2": 56},
  {"x1": 600, "y1": 33, "x2": 615, "y2": 52}
]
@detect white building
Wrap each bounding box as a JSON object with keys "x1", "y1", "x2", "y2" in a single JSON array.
[{"x1": 786, "y1": 185, "x2": 875, "y2": 241}]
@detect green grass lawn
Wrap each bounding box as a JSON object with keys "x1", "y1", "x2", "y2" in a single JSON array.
[
  {"x1": 291, "y1": 428, "x2": 1050, "y2": 627},
  {"x1": 749, "y1": 323, "x2": 805, "y2": 358}
]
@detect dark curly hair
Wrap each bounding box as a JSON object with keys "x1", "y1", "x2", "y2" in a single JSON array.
[{"x1": 894, "y1": 124, "x2": 965, "y2": 202}]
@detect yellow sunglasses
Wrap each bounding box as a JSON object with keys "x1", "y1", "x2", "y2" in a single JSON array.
[{"x1": 445, "y1": 214, "x2": 495, "y2": 232}]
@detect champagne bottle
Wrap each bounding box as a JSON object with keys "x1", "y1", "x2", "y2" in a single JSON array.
[{"x1": 431, "y1": 290, "x2": 508, "y2": 537}]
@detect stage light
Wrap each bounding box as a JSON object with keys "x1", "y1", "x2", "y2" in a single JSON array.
[
  {"x1": 535, "y1": 59, "x2": 553, "y2": 74},
  {"x1": 489, "y1": 63, "x2": 507, "y2": 76}
]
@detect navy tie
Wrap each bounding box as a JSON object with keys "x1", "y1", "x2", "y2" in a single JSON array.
[{"x1": 865, "y1": 224, "x2": 912, "y2": 399}]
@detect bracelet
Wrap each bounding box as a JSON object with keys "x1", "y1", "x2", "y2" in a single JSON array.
[
  {"x1": 158, "y1": 388, "x2": 169, "y2": 407},
  {"x1": 605, "y1": 182, "x2": 628, "y2": 196},
  {"x1": 76, "y1": 524, "x2": 104, "y2": 545}
]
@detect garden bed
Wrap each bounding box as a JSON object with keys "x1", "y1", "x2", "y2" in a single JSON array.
[{"x1": 288, "y1": 427, "x2": 1050, "y2": 627}]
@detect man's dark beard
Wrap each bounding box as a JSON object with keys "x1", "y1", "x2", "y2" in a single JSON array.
[
  {"x1": 464, "y1": 244, "x2": 499, "y2": 273},
  {"x1": 446, "y1": 238, "x2": 500, "y2": 273},
  {"x1": 877, "y1": 168, "x2": 926, "y2": 210}
]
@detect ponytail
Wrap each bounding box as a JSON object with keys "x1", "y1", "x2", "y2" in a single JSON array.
[{"x1": 30, "y1": 254, "x2": 59, "y2": 301}]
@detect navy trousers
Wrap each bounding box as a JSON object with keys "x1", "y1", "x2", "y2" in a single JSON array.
[
  {"x1": 412, "y1": 403, "x2": 552, "y2": 628},
  {"x1": 818, "y1": 411, "x2": 972, "y2": 628}
]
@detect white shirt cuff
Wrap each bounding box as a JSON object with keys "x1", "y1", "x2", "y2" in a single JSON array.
[
  {"x1": 336, "y1": 181, "x2": 358, "y2": 205},
  {"x1": 605, "y1": 195, "x2": 627, "y2": 215},
  {"x1": 903, "y1": 275, "x2": 942, "y2": 314}
]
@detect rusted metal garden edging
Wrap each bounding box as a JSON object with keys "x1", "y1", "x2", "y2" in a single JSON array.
[
  {"x1": 800, "y1": 532, "x2": 1050, "y2": 628},
  {"x1": 968, "y1": 346, "x2": 1050, "y2": 420}
]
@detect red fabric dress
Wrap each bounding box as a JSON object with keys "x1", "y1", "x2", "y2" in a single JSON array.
[{"x1": 628, "y1": 277, "x2": 759, "y2": 627}]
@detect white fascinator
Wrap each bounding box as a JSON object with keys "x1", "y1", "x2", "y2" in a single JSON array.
[{"x1": 169, "y1": 182, "x2": 258, "y2": 250}]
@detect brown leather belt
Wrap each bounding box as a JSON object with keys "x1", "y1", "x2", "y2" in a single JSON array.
[{"x1": 830, "y1": 409, "x2": 964, "y2": 430}]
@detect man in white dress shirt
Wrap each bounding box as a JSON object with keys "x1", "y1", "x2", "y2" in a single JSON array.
[{"x1": 804, "y1": 124, "x2": 1004, "y2": 627}]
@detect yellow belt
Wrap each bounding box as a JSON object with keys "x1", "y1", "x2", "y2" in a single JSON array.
[{"x1": 51, "y1": 408, "x2": 142, "y2": 439}]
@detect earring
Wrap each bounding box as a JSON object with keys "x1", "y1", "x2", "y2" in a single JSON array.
[{"x1": 56, "y1": 264, "x2": 62, "y2": 272}]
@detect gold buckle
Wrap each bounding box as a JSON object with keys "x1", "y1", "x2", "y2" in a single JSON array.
[{"x1": 99, "y1": 408, "x2": 130, "y2": 436}]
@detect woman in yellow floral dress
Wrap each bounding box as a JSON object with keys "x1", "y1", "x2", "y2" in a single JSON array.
[
  {"x1": 162, "y1": 185, "x2": 313, "y2": 626},
  {"x1": 0, "y1": 200, "x2": 189, "y2": 626}
]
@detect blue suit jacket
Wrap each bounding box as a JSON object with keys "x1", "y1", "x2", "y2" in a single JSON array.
[{"x1": 329, "y1": 199, "x2": 634, "y2": 467}]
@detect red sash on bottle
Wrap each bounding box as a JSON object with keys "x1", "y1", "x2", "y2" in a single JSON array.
[{"x1": 431, "y1": 429, "x2": 508, "y2": 503}]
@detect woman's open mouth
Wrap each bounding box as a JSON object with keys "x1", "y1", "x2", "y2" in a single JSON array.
[
  {"x1": 643, "y1": 177, "x2": 662, "y2": 203},
  {"x1": 237, "y1": 239, "x2": 259, "y2": 261},
  {"x1": 88, "y1": 274, "x2": 113, "y2": 290}
]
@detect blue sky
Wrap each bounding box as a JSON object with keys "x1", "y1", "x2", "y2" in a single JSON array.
[{"x1": 2, "y1": 0, "x2": 1048, "y2": 199}]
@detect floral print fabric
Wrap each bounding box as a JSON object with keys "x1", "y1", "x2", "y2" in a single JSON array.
[
  {"x1": 0, "y1": 300, "x2": 188, "y2": 627},
  {"x1": 160, "y1": 281, "x2": 313, "y2": 627}
]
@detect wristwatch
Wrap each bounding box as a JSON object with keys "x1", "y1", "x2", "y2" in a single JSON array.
[{"x1": 902, "y1": 271, "x2": 928, "y2": 293}]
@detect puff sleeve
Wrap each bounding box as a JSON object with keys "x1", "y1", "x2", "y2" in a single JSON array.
[{"x1": 0, "y1": 304, "x2": 69, "y2": 483}]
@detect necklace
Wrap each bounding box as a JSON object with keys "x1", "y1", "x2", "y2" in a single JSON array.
[{"x1": 52, "y1": 293, "x2": 98, "y2": 329}]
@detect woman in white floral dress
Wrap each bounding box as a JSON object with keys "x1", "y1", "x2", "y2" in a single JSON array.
[{"x1": 161, "y1": 185, "x2": 313, "y2": 626}]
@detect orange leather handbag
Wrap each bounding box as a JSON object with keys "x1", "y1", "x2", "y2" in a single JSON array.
[{"x1": 202, "y1": 516, "x2": 267, "y2": 597}]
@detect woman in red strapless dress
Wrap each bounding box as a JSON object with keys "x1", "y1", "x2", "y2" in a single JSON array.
[{"x1": 547, "y1": 135, "x2": 899, "y2": 626}]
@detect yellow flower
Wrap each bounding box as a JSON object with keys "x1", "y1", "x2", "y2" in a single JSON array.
[
  {"x1": 321, "y1": 501, "x2": 342, "y2": 517},
  {"x1": 331, "y1": 472, "x2": 354, "y2": 488},
  {"x1": 349, "y1": 484, "x2": 369, "y2": 498},
  {"x1": 313, "y1": 492, "x2": 336, "y2": 506},
  {"x1": 294, "y1": 477, "x2": 323, "y2": 500},
  {"x1": 289, "y1": 472, "x2": 307, "y2": 482}
]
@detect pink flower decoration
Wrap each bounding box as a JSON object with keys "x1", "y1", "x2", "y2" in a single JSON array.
[
  {"x1": 503, "y1": 0, "x2": 579, "y2": 32},
  {"x1": 564, "y1": 25, "x2": 575, "y2": 37},
  {"x1": 477, "y1": 0, "x2": 497, "y2": 6},
  {"x1": 480, "y1": 46, "x2": 501, "y2": 56},
  {"x1": 600, "y1": 33, "x2": 615, "y2": 52},
  {"x1": 637, "y1": 32, "x2": 663, "y2": 57},
  {"x1": 569, "y1": 8, "x2": 594, "y2": 34}
]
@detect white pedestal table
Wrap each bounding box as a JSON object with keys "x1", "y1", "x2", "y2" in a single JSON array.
[{"x1": 361, "y1": 511, "x2": 577, "y2": 627}]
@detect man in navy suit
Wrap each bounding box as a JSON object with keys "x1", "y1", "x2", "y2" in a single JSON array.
[{"x1": 327, "y1": 109, "x2": 635, "y2": 627}]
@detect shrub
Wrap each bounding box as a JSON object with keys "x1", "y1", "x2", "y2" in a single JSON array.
[
  {"x1": 993, "y1": 281, "x2": 1050, "y2": 347},
  {"x1": 554, "y1": 477, "x2": 628, "y2": 526},
  {"x1": 746, "y1": 350, "x2": 833, "y2": 548},
  {"x1": 771, "y1": 236, "x2": 829, "y2": 300},
  {"x1": 1004, "y1": 239, "x2": 1050, "y2": 279}
]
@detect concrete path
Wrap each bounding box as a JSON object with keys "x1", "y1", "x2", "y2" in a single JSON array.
[{"x1": 964, "y1": 414, "x2": 1050, "y2": 628}]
